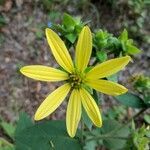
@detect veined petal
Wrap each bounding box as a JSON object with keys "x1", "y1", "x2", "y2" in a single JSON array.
[
  {"x1": 86, "y1": 56, "x2": 131, "y2": 79},
  {"x1": 20, "y1": 65, "x2": 69, "y2": 82},
  {"x1": 80, "y1": 88, "x2": 102, "y2": 127},
  {"x1": 34, "y1": 83, "x2": 71, "y2": 120},
  {"x1": 46, "y1": 28, "x2": 74, "y2": 73},
  {"x1": 66, "y1": 89, "x2": 81, "y2": 138},
  {"x1": 86, "y1": 79, "x2": 128, "y2": 96},
  {"x1": 75, "y1": 26, "x2": 92, "y2": 72}
]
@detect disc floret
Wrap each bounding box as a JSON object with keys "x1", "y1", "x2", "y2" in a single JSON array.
[{"x1": 68, "y1": 72, "x2": 84, "y2": 89}]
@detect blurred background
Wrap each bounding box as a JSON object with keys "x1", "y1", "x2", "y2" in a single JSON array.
[{"x1": 0, "y1": 0, "x2": 149, "y2": 124}]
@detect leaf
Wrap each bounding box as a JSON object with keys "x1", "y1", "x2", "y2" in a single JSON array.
[
  {"x1": 101, "y1": 120, "x2": 130, "y2": 150},
  {"x1": 96, "y1": 51, "x2": 107, "y2": 62},
  {"x1": 82, "y1": 108, "x2": 93, "y2": 130},
  {"x1": 0, "y1": 121, "x2": 15, "y2": 139},
  {"x1": 144, "y1": 114, "x2": 150, "y2": 124},
  {"x1": 115, "y1": 92, "x2": 146, "y2": 108},
  {"x1": 63, "y1": 13, "x2": 76, "y2": 31},
  {"x1": 65, "y1": 33, "x2": 77, "y2": 43},
  {"x1": 126, "y1": 44, "x2": 141, "y2": 55},
  {"x1": 0, "y1": 138, "x2": 15, "y2": 150},
  {"x1": 15, "y1": 112, "x2": 33, "y2": 136},
  {"x1": 119, "y1": 29, "x2": 128, "y2": 42},
  {"x1": 84, "y1": 138, "x2": 97, "y2": 150},
  {"x1": 107, "y1": 74, "x2": 118, "y2": 82},
  {"x1": 15, "y1": 113, "x2": 81, "y2": 150}
]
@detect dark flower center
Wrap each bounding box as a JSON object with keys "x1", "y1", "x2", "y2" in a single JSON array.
[{"x1": 68, "y1": 73, "x2": 83, "y2": 89}]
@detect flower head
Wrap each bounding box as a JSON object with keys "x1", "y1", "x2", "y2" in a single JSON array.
[{"x1": 20, "y1": 26, "x2": 131, "y2": 137}]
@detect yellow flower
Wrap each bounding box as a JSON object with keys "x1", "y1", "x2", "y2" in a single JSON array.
[{"x1": 20, "y1": 26, "x2": 131, "y2": 137}]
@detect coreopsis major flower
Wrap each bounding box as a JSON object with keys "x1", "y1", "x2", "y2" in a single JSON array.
[{"x1": 20, "y1": 26, "x2": 131, "y2": 137}]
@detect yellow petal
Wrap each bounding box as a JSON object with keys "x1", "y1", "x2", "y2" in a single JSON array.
[
  {"x1": 20, "y1": 65, "x2": 69, "y2": 82},
  {"x1": 34, "y1": 83, "x2": 71, "y2": 120},
  {"x1": 86, "y1": 79, "x2": 128, "y2": 96},
  {"x1": 86, "y1": 56, "x2": 131, "y2": 79},
  {"x1": 80, "y1": 88, "x2": 102, "y2": 127},
  {"x1": 66, "y1": 89, "x2": 81, "y2": 138},
  {"x1": 46, "y1": 28, "x2": 74, "y2": 73},
  {"x1": 75, "y1": 26, "x2": 92, "y2": 72}
]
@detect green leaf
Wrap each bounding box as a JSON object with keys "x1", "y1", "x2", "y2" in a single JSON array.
[
  {"x1": 101, "y1": 120, "x2": 130, "y2": 150},
  {"x1": 0, "y1": 138, "x2": 15, "y2": 150},
  {"x1": 116, "y1": 92, "x2": 146, "y2": 108},
  {"x1": 15, "y1": 112, "x2": 33, "y2": 136},
  {"x1": 65, "y1": 33, "x2": 77, "y2": 43},
  {"x1": 144, "y1": 96, "x2": 150, "y2": 107},
  {"x1": 144, "y1": 114, "x2": 150, "y2": 124},
  {"x1": 82, "y1": 108, "x2": 93, "y2": 130},
  {"x1": 107, "y1": 74, "x2": 118, "y2": 82},
  {"x1": 15, "y1": 113, "x2": 81, "y2": 150},
  {"x1": 0, "y1": 121, "x2": 15, "y2": 139},
  {"x1": 63, "y1": 13, "x2": 76, "y2": 31},
  {"x1": 84, "y1": 138, "x2": 97, "y2": 150},
  {"x1": 96, "y1": 51, "x2": 107, "y2": 62},
  {"x1": 126, "y1": 44, "x2": 141, "y2": 55},
  {"x1": 119, "y1": 29, "x2": 128, "y2": 42}
]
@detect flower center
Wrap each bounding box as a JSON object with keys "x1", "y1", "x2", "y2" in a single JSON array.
[{"x1": 68, "y1": 73, "x2": 83, "y2": 89}]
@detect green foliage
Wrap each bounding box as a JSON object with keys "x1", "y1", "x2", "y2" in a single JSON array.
[
  {"x1": 0, "y1": 138, "x2": 15, "y2": 150},
  {"x1": 144, "y1": 114, "x2": 150, "y2": 124},
  {"x1": 132, "y1": 75, "x2": 150, "y2": 107},
  {"x1": 100, "y1": 120, "x2": 130, "y2": 150},
  {"x1": 82, "y1": 107, "x2": 93, "y2": 131},
  {"x1": 116, "y1": 92, "x2": 147, "y2": 108},
  {"x1": 84, "y1": 119, "x2": 130, "y2": 150},
  {"x1": 119, "y1": 29, "x2": 141, "y2": 55},
  {"x1": 93, "y1": 29, "x2": 112, "y2": 50},
  {"x1": 104, "y1": 105, "x2": 127, "y2": 120},
  {"x1": 49, "y1": 13, "x2": 141, "y2": 59},
  {"x1": 125, "y1": 125, "x2": 150, "y2": 150},
  {"x1": 0, "y1": 118, "x2": 15, "y2": 150},
  {"x1": 15, "y1": 112, "x2": 81, "y2": 150},
  {"x1": 0, "y1": 122, "x2": 15, "y2": 140},
  {"x1": 51, "y1": 13, "x2": 84, "y2": 45}
]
